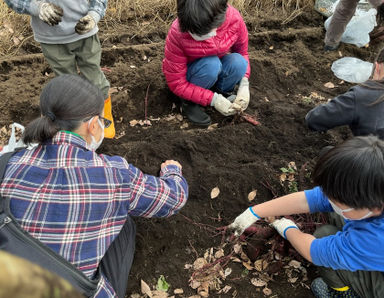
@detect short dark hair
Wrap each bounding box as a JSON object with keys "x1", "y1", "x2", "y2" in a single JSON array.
[
  {"x1": 23, "y1": 74, "x2": 104, "y2": 144},
  {"x1": 177, "y1": 0, "x2": 228, "y2": 35},
  {"x1": 313, "y1": 136, "x2": 384, "y2": 209}
]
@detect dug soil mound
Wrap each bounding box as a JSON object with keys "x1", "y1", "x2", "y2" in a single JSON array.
[{"x1": 0, "y1": 7, "x2": 379, "y2": 298}]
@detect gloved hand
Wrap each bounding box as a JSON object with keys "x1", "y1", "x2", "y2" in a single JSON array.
[
  {"x1": 38, "y1": 2, "x2": 63, "y2": 26},
  {"x1": 75, "y1": 14, "x2": 97, "y2": 35},
  {"x1": 270, "y1": 217, "x2": 299, "y2": 239},
  {"x1": 233, "y1": 77, "x2": 250, "y2": 111},
  {"x1": 228, "y1": 207, "x2": 261, "y2": 236},
  {"x1": 211, "y1": 93, "x2": 241, "y2": 116}
]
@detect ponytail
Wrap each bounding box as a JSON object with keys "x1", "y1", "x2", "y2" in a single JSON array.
[{"x1": 23, "y1": 74, "x2": 104, "y2": 145}]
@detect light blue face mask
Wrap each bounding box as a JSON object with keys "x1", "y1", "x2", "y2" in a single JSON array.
[
  {"x1": 328, "y1": 200, "x2": 372, "y2": 221},
  {"x1": 189, "y1": 29, "x2": 217, "y2": 41}
]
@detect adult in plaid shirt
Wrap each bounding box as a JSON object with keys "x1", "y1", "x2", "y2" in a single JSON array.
[{"x1": 0, "y1": 74, "x2": 188, "y2": 297}]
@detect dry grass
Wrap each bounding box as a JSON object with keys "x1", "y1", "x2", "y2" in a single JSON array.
[{"x1": 0, "y1": 0, "x2": 314, "y2": 57}]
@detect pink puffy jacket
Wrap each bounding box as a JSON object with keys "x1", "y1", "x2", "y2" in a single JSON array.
[{"x1": 162, "y1": 5, "x2": 250, "y2": 106}]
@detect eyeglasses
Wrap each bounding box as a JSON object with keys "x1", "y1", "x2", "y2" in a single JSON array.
[
  {"x1": 98, "y1": 116, "x2": 112, "y2": 128},
  {"x1": 83, "y1": 115, "x2": 112, "y2": 128}
]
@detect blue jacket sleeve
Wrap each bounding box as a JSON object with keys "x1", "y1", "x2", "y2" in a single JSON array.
[
  {"x1": 4, "y1": 0, "x2": 40, "y2": 15},
  {"x1": 89, "y1": 0, "x2": 108, "y2": 19},
  {"x1": 304, "y1": 187, "x2": 333, "y2": 213}
]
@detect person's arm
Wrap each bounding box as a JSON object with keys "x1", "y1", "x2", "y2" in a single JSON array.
[
  {"x1": 4, "y1": 0, "x2": 40, "y2": 16},
  {"x1": 305, "y1": 88, "x2": 356, "y2": 132},
  {"x1": 88, "y1": 0, "x2": 107, "y2": 21},
  {"x1": 125, "y1": 160, "x2": 188, "y2": 218},
  {"x1": 230, "y1": 14, "x2": 250, "y2": 78},
  {"x1": 162, "y1": 25, "x2": 214, "y2": 106},
  {"x1": 286, "y1": 228, "x2": 315, "y2": 261},
  {"x1": 251, "y1": 191, "x2": 310, "y2": 217}
]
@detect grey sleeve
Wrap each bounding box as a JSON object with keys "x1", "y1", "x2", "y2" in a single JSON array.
[{"x1": 305, "y1": 89, "x2": 356, "y2": 132}]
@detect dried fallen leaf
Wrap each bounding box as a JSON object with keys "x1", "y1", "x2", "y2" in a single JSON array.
[
  {"x1": 109, "y1": 87, "x2": 119, "y2": 94},
  {"x1": 324, "y1": 82, "x2": 335, "y2": 89},
  {"x1": 189, "y1": 280, "x2": 201, "y2": 289},
  {"x1": 141, "y1": 280, "x2": 153, "y2": 297},
  {"x1": 219, "y1": 285, "x2": 232, "y2": 294},
  {"x1": 224, "y1": 267, "x2": 232, "y2": 277},
  {"x1": 130, "y1": 120, "x2": 138, "y2": 127},
  {"x1": 263, "y1": 287, "x2": 272, "y2": 296},
  {"x1": 152, "y1": 290, "x2": 168, "y2": 298},
  {"x1": 174, "y1": 288, "x2": 183, "y2": 295},
  {"x1": 233, "y1": 244, "x2": 242, "y2": 254},
  {"x1": 248, "y1": 190, "x2": 257, "y2": 201},
  {"x1": 207, "y1": 123, "x2": 219, "y2": 131},
  {"x1": 180, "y1": 123, "x2": 189, "y2": 129},
  {"x1": 197, "y1": 282, "x2": 209, "y2": 297},
  {"x1": 242, "y1": 261, "x2": 254, "y2": 270},
  {"x1": 288, "y1": 260, "x2": 301, "y2": 269},
  {"x1": 288, "y1": 277, "x2": 298, "y2": 283},
  {"x1": 251, "y1": 278, "x2": 267, "y2": 287},
  {"x1": 184, "y1": 264, "x2": 193, "y2": 269},
  {"x1": 175, "y1": 114, "x2": 183, "y2": 122},
  {"x1": 193, "y1": 258, "x2": 207, "y2": 270},
  {"x1": 210, "y1": 187, "x2": 220, "y2": 199},
  {"x1": 214, "y1": 249, "x2": 225, "y2": 259}
]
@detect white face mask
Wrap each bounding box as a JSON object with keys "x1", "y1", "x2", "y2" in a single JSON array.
[
  {"x1": 88, "y1": 116, "x2": 104, "y2": 151},
  {"x1": 329, "y1": 200, "x2": 373, "y2": 221},
  {"x1": 189, "y1": 29, "x2": 217, "y2": 41}
]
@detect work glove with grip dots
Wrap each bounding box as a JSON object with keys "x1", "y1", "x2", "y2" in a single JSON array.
[
  {"x1": 211, "y1": 93, "x2": 241, "y2": 116},
  {"x1": 270, "y1": 217, "x2": 299, "y2": 239},
  {"x1": 38, "y1": 2, "x2": 63, "y2": 26},
  {"x1": 233, "y1": 77, "x2": 250, "y2": 111},
  {"x1": 75, "y1": 14, "x2": 97, "y2": 35},
  {"x1": 228, "y1": 207, "x2": 261, "y2": 236}
]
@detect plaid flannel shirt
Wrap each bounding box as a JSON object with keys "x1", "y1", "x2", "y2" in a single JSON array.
[
  {"x1": 0, "y1": 131, "x2": 188, "y2": 297},
  {"x1": 4, "y1": 0, "x2": 108, "y2": 18}
]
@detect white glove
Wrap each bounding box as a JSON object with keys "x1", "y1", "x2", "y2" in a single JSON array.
[
  {"x1": 270, "y1": 218, "x2": 299, "y2": 239},
  {"x1": 38, "y1": 2, "x2": 63, "y2": 26},
  {"x1": 233, "y1": 77, "x2": 250, "y2": 111},
  {"x1": 75, "y1": 14, "x2": 97, "y2": 35},
  {"x1": 211, "y1": 93, "x2": 241, "y2": 116},
  {"x1": 228, "y1": 207, "x2": 260, "y2": 236}
]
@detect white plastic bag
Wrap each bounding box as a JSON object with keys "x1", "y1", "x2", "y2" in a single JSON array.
[
  {"x1": 0, "y1": 123, "x2": 37, "y2": 154},
  {"x1": 331, "y1": 57, "x2": 373, "y2": 83},
  {"x1": 325, "y1": 8, "x2": 377, "y2": 47}
]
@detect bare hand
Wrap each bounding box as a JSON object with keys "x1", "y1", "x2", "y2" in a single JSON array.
[{"x1": 161, "y1": 160, "x2": 182, "y2": 170}]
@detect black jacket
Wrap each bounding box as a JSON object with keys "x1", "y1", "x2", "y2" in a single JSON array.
[{"x1": 305, "y1": 80, "x2": 384, "y2": 139}]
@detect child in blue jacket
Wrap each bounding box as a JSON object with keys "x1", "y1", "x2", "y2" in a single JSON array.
[{"x1": 229, "y1": 136, "x2": 384, "y2": 298}]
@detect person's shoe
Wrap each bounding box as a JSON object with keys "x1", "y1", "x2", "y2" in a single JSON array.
[
  {"x1": 324, "y1": 44, "x2": 339, "y2": 52},
  {"x1": 181, "y1": 100, "x2": 211, "y2": 127},
  {"x1": 311, "y1": 278, "x2": 360, "y2": 298}
]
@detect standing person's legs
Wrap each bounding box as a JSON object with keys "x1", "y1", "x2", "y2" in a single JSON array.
[
  {"x1": 98, "y1": 216, "x2": 136, "y2": 298},
  {"x1": 324, "y1": 0, "x2": 359, "y2": 49},
  {"x1": 40, "y1": 42, "x2": 78, "y2": 75},
  {"x1": 75, "y1": 34, "x2": 110, "y2": 99},
  {"x1": 216, "y1": 53, "x2": 247, "y2": 94},
  {"x1": 75, "y1": 34, "x2": 115, "y2": 138}
]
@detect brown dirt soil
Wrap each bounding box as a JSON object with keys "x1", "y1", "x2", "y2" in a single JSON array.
[{"x1": 0, "y1": 8, "x2": 380, "y2": 298}]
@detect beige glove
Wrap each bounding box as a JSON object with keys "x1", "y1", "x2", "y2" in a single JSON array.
[
  {"x1": 270, "y1": 218, "x2": 298, "y2": 239},
  {"x1": 38, "y1": 2, "x2": 63, "y2": 26},
  {"x1": 228, "y1": 207, "x2": 260, "y2": 236},
  {"x1": 233, "y1": 77, "x2": 250, "y2": 111},
  {"x1": 211, "y1": 93, "x2": 241, "y2": 116},
  {"x1": 75, "y1": 14, "x2": 97, "y2": 35}
]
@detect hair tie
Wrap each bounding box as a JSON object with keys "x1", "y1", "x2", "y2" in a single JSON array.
[{"x1": 45, "y1": 111, "x2": 56, "y2": 122}]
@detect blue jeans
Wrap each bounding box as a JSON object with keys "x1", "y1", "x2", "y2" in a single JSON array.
[{"x1": 186, "y1": 53, "x2": 248, "y2": 94}]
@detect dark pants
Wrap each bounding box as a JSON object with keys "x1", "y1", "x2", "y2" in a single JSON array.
[
  {"x1": 99, "y1": 216, "x2": 136, "y2": 298},
  {"x1": 314, "y1": 213, "x2": 384, "y2": 298}
]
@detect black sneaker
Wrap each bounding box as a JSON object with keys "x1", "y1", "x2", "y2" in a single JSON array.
[
  {"x1": 181, "y1": 100, "x2": 211, "y2": 127},
  {"x1": 311, "y1": 278, "x2": 360, "y2": 298}
]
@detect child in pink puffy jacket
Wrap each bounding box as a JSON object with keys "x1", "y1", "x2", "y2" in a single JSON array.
[{"x1": 162, "y1": 0, "x2": 251, "y2": 126}]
